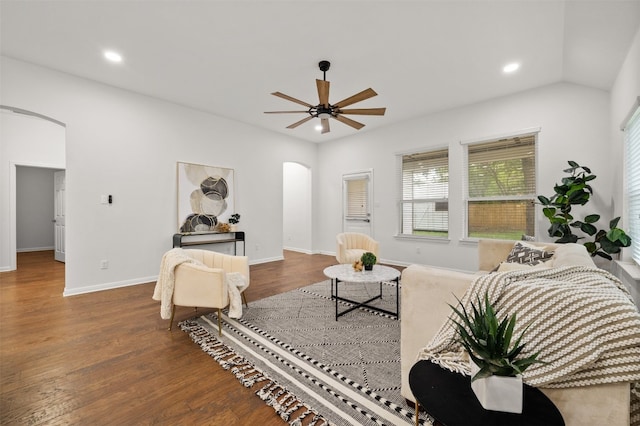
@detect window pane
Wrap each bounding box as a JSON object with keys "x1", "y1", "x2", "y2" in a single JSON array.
[
  {"x1": 402, "y1": 201, "x2": 448, "y2": 237},
  {"x1": 466, "y1": 133, "x2": 537, "y2": 240},
  {"x1": 400, "y1": 148, "x2": 448, "y2": 237},
  {"x1": 468, "y1": 136, "x2": 535, "y2": 198},
  {"x1": 626, "y1": 107, "x2": 640, "y2": 263},
  {"x1": 468, "y1": 200, "x2": 535, "y2": 240},
  {"x1": 346, "y1": 178, "x2": 368, "y2": 219}
]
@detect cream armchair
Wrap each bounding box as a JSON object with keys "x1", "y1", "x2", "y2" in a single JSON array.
[
  {"x1": 170, "y1": 249, "x2": 250, "y2": 335},
  {"x1": 335, "y1": 232, "x2": 379, "y2": 264}
]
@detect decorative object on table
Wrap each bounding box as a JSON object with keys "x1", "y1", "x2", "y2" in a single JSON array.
[
  {"x1": 449, "y1": 293, "x2": 542, "y2": 413},
  {"x1": 216, "y1": 222, "x2": 231, "y2": 233},
  {"x1": 352, "y1": 259, "x2": 363, "y2": 272},
  {"x1": 228, "y1": 213, "x2": 240, "y2": 231},
  {"x1": 360, "y1": 252, "x2": 377, "y2": 271},
  {"x1": 537, "y1": 160, "x2": 631, "y2": 260},
  {"x1": 177, "y1": 162, "x2": 235, "y2": 233}
]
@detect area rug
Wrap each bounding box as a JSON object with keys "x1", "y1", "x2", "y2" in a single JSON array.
[{"x1": 179, "y1": 279, "x2": 431, "y2": 425}]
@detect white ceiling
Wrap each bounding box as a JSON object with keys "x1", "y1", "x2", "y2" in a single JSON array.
[{"x1": 1, "y1": 1, "x2": 639, "y2": 143}]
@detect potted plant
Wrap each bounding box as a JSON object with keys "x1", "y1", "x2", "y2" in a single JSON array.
[
  {"x1": 228, "y1": 213, "x2": 240, "y2": 232},
  {"x1": 538, "y1": 161, "x2": 631, "y2": 260},
  {"x1": 449, "y1": 293, "x2": 542, "y2": 413},
  {"x1": 360, "y1": 252, "x2": 377, "y2": 271}
]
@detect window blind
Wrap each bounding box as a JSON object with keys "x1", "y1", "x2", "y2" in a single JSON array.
[
  {"x1": 345, "y1": 177, "x2": 369, "y2": 220},
  {"x1": 466, "y1": 133, "x2": 537, "y2": 239},
  {"x1": 626, "y1": 107, "x2": 640, "y2": 263},
  {"x1": 400, "y1": 148, "x2": 449, "y2": 237}
]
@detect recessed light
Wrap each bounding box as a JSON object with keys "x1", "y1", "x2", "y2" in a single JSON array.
[
  {"x1": 104, "y1": 50, "x2": 123, "y2": 63},
  {"x1": 503, "y1": 62, "x2": 520, "y2": 73}
]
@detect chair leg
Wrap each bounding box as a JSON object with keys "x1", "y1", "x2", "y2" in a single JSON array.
[
  {"x1": 217, "y1": 308, "x2": 223, "y2": 337},
  {"x1": 168, "y1": 304, "x2": 176, "y2": 331},
  {"x1": 242, "y1": 292, "x2": 248, "y2": 307}
]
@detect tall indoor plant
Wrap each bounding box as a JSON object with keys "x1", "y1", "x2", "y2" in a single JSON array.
[
  {"x1": 538, "y1": 161, "x2": 631, "y2": 260},
  {"x1": 450, "y1": 293, "x2": 542, "y2": 413}
]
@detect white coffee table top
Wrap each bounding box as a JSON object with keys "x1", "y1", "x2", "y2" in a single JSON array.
[{"x1": 323, "y1": 264, "x2": 401, "y2": 283}]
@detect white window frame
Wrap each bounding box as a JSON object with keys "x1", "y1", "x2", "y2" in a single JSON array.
[{"x1": 623, "y1": 98, "x2": 640, "y2": 265}]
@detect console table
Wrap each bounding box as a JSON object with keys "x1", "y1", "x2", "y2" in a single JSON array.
[{"x1": 172, "y1": 231, "x2": 245, "y2": 255}]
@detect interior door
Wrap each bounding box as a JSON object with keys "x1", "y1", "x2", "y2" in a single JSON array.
[
  {"x1": 342, "y1": 170, "x2": 373, "y2": 236},
  {"x1": 54, "y1": 170, "x2": 66, "y2": 263}
]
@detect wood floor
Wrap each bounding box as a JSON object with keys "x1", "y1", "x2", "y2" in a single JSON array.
[{"x1": 0, "y1": 250, "x2": 343, "y2": 425}]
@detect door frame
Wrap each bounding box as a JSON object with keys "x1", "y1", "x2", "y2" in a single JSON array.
[{"x1": 9, "y1": 162, "x2": 66, "y2": 271}]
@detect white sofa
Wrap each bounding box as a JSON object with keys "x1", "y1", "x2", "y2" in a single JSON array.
[{"x1": 401, "y1": 239, "x2": 631, "y2": 425}]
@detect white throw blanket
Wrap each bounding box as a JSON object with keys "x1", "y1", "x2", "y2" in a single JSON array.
[
  {"x1": 152, "y1": 248, "x2": 247, "y2": 319},
  {"x1": 419, "y1": 266, "x2": 640, "y2": 387},
  {"x1": 418, "y1": 265, "x2": 640, "y2": 424}
]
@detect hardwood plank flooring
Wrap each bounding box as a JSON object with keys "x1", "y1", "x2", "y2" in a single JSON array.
[{"x1": 0, "y1": 250, "x2": 349, "y2": 425}]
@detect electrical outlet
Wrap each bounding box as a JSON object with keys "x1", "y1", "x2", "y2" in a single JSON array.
[
  {"x1": 100, "y1": 260, "x2": 109, "y2": 269},
  {"x1": 255, "y1": 243, "x2": 260, "y2": 251},
  {"x1": 416, "y1": 247, "x2": 421, "y2": 254}
]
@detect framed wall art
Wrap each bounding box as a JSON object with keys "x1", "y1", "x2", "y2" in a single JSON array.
[{"x1": 177, "y1": 162, "x2": 235, "y2": 233}]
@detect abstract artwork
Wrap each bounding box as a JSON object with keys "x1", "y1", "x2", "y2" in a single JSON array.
[{"x1": 177, "y1": 162, "x2": 234, "y2": 233}]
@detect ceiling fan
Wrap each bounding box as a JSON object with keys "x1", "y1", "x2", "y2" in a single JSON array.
[{"x1": 264, "y1": 60, "x2": 386, "y2": 134}]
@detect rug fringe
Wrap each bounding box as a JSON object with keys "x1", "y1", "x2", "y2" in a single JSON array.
[{"x1": 179, "y1": 318, "x2": 331, "y2": 426}]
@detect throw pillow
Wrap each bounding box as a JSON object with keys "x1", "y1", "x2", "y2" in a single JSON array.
[{"x1": 505, "y1": 242, "x2": 554, "y2": 266}]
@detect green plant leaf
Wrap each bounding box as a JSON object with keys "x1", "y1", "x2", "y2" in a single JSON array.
[
  {"x1": 584, "y1": 214, "x2": 600, "y2": 223},
  {"x1": 542, "y1": 207, "x2": 556, "y2": 219},
  {"x1": 580, "y1": 223, "x2": 597, "y2": 236},
  {"x1": 537, "y1": 195, "x2": 550, "y2": 205},
  {"x1": 568, "y1": 160, "x2": 580, "y2": 168},
  {"x1": 610, "y1": 217, "x2": 621, "y2": 229}
]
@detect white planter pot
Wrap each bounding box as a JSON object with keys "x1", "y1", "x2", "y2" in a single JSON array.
[{"x1": 469, "y1": 360, "x2": 523, "y2": 414}]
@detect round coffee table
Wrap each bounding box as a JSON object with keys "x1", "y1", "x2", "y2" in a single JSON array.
[
  {"x1": 323, "y1": 264, "x2": 401, "y2": 320},
  {"x1": 409, "y1": 360, "x2": 565, "y2": 426}
]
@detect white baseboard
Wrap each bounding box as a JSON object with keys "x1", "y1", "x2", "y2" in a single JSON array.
[
  {"x1": 17, "y1": 246, "x2": 54, "y2": 253},
  {"x1": 63, "y1": 275, "x2": 157, "y2": 297},
  {"x1": 249, "y1": 255, "x2": 284, "y2": 265},
  {"x1": 283, "y1": 246, "x2": 313, "y2": 255}
]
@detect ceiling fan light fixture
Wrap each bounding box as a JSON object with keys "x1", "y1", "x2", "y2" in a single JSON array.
[{"x1": 317, "y1": 112, "x2": 332, "y2": 119}]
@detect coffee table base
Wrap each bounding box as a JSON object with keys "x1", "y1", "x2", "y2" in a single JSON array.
[{"x1": 330, "y1": 277, "x2": 399, "y2": 320}]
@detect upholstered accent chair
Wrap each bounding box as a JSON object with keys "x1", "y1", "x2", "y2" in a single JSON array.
[
  {"x1": 170, "y1": 249, "x2": 250, "y2": 335},
  {"x1": 335, "y1": 232, "x2": 379, "y2": 264}
]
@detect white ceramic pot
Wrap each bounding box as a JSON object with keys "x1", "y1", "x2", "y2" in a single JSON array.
[{"x1": 469, "y1": 360, "x2": 523, "y2": 414}]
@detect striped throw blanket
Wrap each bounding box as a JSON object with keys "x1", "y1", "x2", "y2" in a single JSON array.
[{"x1": 418, "y1": 266, "x2": 640, "y2": 423}]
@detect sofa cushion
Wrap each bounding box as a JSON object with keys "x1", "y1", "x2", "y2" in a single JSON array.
[
  {"x1": 505, "y1": 241, "x2": 554, "y2": 265},
  {"x1": 496, "y1": 261, "x2": 552, "y2": 272},
  {"x1": 549, "y1": 243, "x2": 596, "y2": 268}
]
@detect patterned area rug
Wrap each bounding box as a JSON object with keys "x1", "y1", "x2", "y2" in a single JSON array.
[{"x1": 180, "y1": 280, "x2": 430, "y2": 425}]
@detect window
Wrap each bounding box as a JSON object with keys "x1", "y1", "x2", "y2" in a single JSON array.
[
  {"x1": 465, "y1": 133, "x2": 537, "y2": 240},
  {"x1": 625, "y1": 105, "x2": 640, "y2": 264},
  {"x1": 400, "y1": 148, "x2": 449, "y2": 237},
  {"x1": 345, "y1": 176, "x2": 369, "y2": 221}
]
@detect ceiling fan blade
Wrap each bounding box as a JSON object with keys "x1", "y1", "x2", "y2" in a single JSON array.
[
  {"x1": 286, "y1": 115, "x2": 314, "y2": 129},
  {"x1": 334, "y1": 88, "x2": 378, "y2": 108},
  {"x1": 334, "y1": 114, "x2": 365, "y2": 130},
  {"x1": 337, "y1": 108, "x2": 386, "y2": 116},
  {"x1": 321, "y1": 118, "x2": 330, "y2": 134},
  {"x1": 264, "y1": 111, "x2": 309, "y2": 114},
  {"x1": 316, "y1": 79, "x2": 330, "y2": 107},
  {"x1": 271, "y1": 92, "x2": 314, "y2": 108}
]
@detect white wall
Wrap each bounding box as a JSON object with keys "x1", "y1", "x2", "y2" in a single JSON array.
[
  {"x1": 283, "y1": 162, "x2": 312, "y2": 254},
  {"x1": 0, "y1": 56, "x2": 317, "y2": 295},
  {"x1": 610, "y1": 26, "x2": 640, "y2": 262},
  {"x1": 16, "y1": 166, "x2": 60, "y2": 251},
  {"x1": 0, "y1": 110, "x2": 66, "y2": 271},
  {"x1": 317, "y1": 82, "x2": 612, "y2": 272}
]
